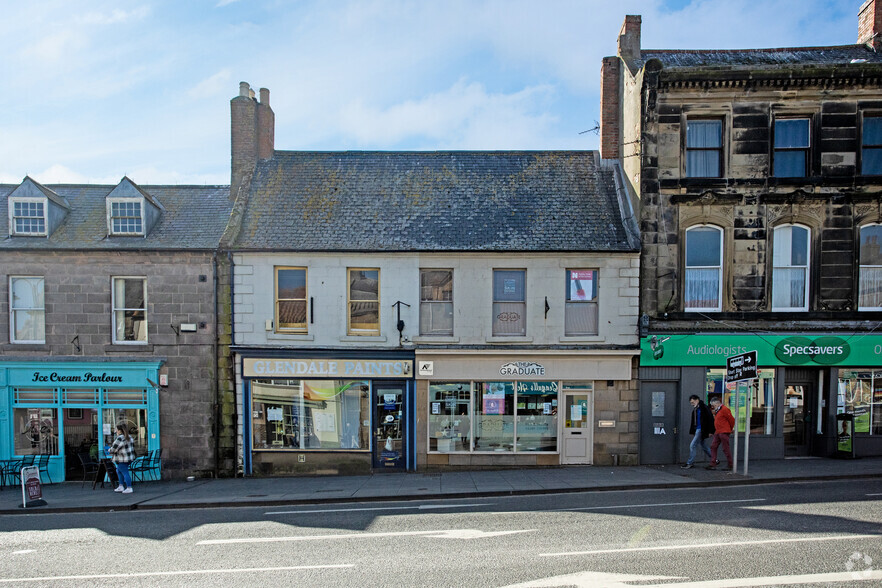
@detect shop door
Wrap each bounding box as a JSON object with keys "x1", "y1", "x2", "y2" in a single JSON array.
[
  {"x1": 784, "y1": 383, "x2": 815, "y2": 456},
  {"x1": 373, "y1": 381, "x2": 407, "y2": 470},
  {"x1": 640, "y1": 382, "x2": 678, "y2": 464},
  {"x1": 561, "y1": 392, "x2": 592, "y2": 464}
]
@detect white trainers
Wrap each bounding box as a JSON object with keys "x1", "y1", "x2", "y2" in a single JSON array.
[
  {"x1": 122, "y1": 487, "x2": 133, "y2": 494},
  {"x1": 114, "y1": 485, "x2": 124, "y2": 492}
]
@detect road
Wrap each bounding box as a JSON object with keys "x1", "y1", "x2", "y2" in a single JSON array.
[{"x1": 1, "y1": 478, "x2": 881, "y2": 586}]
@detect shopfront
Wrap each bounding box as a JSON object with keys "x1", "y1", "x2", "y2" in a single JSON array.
[
  {"x1": 415, "y1": 350, "x2": 638, "y2": 468},
  {"x1": 0, "y1": 361, "x2": 162, "y2": 483},
  {"x1": 639, "y1": 334, "x2": 882, "y2": 463},
  {"x1": 239, "y1": 352, "x2": 415, "y2": 476}
]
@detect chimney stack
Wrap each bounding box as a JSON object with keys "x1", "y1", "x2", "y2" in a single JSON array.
[
  {"x1": 600, "y1": 57, "x2": 621, "y2": 160},
  {"x1": 859, "y1": 0, "x2": 882, "y2": 48},
  {"x1": 617, "y1": 15, "x2": 641, "y2": 61},
  {"x1": 230, "y1": 82, "x2": 274, "y2": 200}
]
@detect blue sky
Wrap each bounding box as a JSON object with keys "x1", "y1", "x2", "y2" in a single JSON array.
[{"x1": 0, "y1": 0, "x2": 859, "y2": 185}]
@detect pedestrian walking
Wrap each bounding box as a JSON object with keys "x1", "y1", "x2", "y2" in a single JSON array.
[
  {"x1": 681, "y1": 394, "x2": 714, "y2": 469},
  {"x1": 107, "y1": 424, "x2": 135, "y2": 494},
  {"x1": 707, "y1": 396, "x2": 735, "y2": 470}
]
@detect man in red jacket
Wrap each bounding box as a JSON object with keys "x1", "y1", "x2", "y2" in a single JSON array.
[{"x1": 707, "y1": 396, "x2": 735, "y2": 470}]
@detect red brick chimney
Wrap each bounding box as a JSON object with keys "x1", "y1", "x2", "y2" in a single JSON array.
[
  {"x1": 859, "y1": 0, "x2": 882, "y2": 48},
  {"x1": 231, "y1": 82, "x2": 274, "y2": 200},
  {"x1": 617, "y1": 15, "x2": 641, "y2": 61},
  {"x1": 600, "y1": 56, "x2": 620, "y2": 159}
]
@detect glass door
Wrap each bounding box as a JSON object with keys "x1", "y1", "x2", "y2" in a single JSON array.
[
  {"x1": 373, "y1": 381, "x2": 406, "y2": 470},
  {"x1": 784, "y1": 384, "x2": 814, "y2": 456}
]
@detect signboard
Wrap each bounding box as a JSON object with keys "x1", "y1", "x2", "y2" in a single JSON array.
[
  {"x1": 418, "y1": 361, "x2": 434, "y2": 376},
  {"x1": 20, "y1": 465, "x2": 46, "y2": 508},
  {"x1": 837, "y1": 413, "x2": 855, "y2": 457},
  {"x1": 640, "y1": 334, "x2": 882, "y2": 367},
  {"x1": 726, "y1": 351, "x2": 757, "y2": 382},
  {"x1": 499, "y1": 361, "x2": 546, "y2": 376},
  {"x1": 243, "y1": 358, "x2": 413, "y2": 379}
]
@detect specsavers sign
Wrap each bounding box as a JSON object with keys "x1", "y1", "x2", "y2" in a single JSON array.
[{"x1": 641, "y1": 334, "x2": 882, "y2": 367}]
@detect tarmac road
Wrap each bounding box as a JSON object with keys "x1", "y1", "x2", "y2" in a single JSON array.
[{"x1": 1, "y1": 478, "x2": 881, "y2": 587}]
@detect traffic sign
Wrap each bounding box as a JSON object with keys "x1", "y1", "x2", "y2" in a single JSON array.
[{"x1": 726, "y1": 350, "x2": 757, "y2": 382}]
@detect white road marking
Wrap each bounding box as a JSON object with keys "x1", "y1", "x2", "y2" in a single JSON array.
[
  {"x1": 0, "y1": 565, "x2": 354, "y2": 583},
  {"x1": 198, "y1": 528, "x2": 534, "y2": 545},
  {"x1": 502, "y1": 569, "x2": 882, "y2": 587},
  {"x1": 541, "y1": 533, "x2": 880, "y2": 557},
  {"x1": 867, "y1": 493, "x2": 882, "y2": 496},
  {"x1": 265, "y1": 502, "x2": 492, "y2": 515},
  {"x1": 553, "y1": 498, "x2": 766, "y2": 511},
  {"x1": 11, "y1": 550, "x2": 35, "y2": 555},
  {"x1": 500, "y1": 570, "x2": 682, "y2": 587}
]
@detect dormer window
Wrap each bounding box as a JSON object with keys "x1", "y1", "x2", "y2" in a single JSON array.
[
  {"x1": 108, "y1": 199, "x2": 144, "y2": 235},
  {"x1": 9, "y1": 198, "x2": 47, "y2": 236}
]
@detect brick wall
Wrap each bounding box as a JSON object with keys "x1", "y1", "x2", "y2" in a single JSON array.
[
  {"x1": 859, "y1": 0, "x2": 881, "y2": 46},
  {"x1": 600, "y1": 57, "x2": 621, "y2": 159}
]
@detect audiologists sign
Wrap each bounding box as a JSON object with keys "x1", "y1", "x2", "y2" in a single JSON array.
[{"x1": 640, "y1": 334, "x2": 882, "y2": 367}]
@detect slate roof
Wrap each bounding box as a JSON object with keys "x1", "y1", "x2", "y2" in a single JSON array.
[
  {"x1": 0, "y1": 183, "x2": 232, "y2": 250},
  {"x1": 232, "y1": 151, "x2": 638, "y2": 252},
  {"x1": 638, "y1": 44, "x2": 882, "y2": 70}
]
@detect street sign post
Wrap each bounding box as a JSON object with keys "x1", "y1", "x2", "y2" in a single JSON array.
[{"x1": 726, "y1": 350, "x2": 757, "y2": 475}]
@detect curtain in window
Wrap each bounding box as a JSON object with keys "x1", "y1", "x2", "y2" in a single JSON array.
[
  {"x1": 859, "y1": 268, "x2": 882, "y2": 309},
  {"x1": 686, "y1": 121, "x2": 721, "y2": 178},
  {"x1": 685, "y1": 268, "x2": 720, "y2": 309},
  {"x1": 772, "y1": 268, "x2": 806, "y2": 309}
]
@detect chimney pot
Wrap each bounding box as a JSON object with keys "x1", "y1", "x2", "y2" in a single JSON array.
[
  {"x1": 239, "y1": 81, "x2": 250, "y2": 97},
  {"x1": 248, "y1": 88, "x2": 255, "y2": 100},
  {"x1": 259, "y1": 88, "x2": 270, "y2": 106}
]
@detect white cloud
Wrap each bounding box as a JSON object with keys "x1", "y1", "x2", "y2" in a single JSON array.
[
  {"x1": 76, "y1": 6, "x2": 151, "y2": 26},
  {"x1": 188, "y1": 69, "x2": 233, "y2": 100},
  {"x1": 216, "y1": 0, "x2": 241, "y2": 6}
]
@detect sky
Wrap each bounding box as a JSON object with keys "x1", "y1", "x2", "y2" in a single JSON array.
[{"x1": 0, "y1": 0, "x2": 862, "y2": 186}]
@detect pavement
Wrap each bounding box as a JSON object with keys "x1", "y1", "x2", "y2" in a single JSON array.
[{"x1": 3, "y1": 456, "x2": 882, "y2": 514}]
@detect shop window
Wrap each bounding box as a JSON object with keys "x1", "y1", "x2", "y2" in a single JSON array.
[
  {"x1": 275, "y1": 267, "x2": 307, "y2": 333},
  {"x1": 348, "y1": 268, "x2": 379, "y2": 335},
  {"x1": 837, "y1": 370, "x2": 882, "y2": 435},
  {"x1": 419, "y1": 269, "x2": 453, "y2": 336},
  {"x1": 107, "y1": 199, "x2": 144, "y2": 235},
  {"x1": 112, "y1": 277, "x2": 147, "y2": 343},
  {"x1": 428, "y1": 383, "x2": 471, "y2": 452},
  {"x1": 859, "y1": 224, "x2": 882, "y2": 311},
  {"x1": 772, "y1": 225, "x2": 810, "y2": 311},
  {"x1": 565, "y1": 270, "x2": 598, "y2": 335},
  {"x1": 773, "y1": 118, "x2": 810, "y2": 177},
  {"x1": 102, "y1": 408, "x2": 149, "y2": 455},
  {"x1": 515, "y1": 382, "x2": 558, "y2": 452},
  {"x1": 14, "y1": 408, "x2": 59, "y2": 455},
  {"x1": 10, "y1": 276, "x2": 45, "y2": 343},
  {"x1": 706, "y1": 369, "x2": 775, "y2": 435},
  {"x1": 685, "y1": 119, "x2": 722, "y2": 178},
  {"x1": 684, "y1": 226, "x2": 723, "y2": 312},
  {"x1": 251, "y1": 379, "x2": 370, "y2": 450},
  {"x1": 9, "y1": 198, "x2": 46, "y2": 235},
  {"x1": 492, "y1": 270, "x2": 526, "y2": 336},
  {"x1": 862, "y1": 115, "x2": 882, "y2": 175},
  {"x1": 473, "y1": 382, "x2": 515, "y2": 451}
]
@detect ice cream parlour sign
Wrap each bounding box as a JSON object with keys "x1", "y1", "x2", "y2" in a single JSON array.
[
  {"x1": 500, "y1": 361, "x2": 546, "y2": 376},
  {"x1": 244, "y1": 358, "x2": 413, "y2": 378}
]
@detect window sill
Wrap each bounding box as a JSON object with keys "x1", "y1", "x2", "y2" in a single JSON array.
[
  {"x1": 486, "y1": 336, "x2": 533, "y2": 343},
  {"x1": 559, "y1": 335, "x2": 604, "y2": 343},
  {"x1": 105, "y1": 344, "x2": 154, "y2": 352},
  {"x1": 266, "y1": 333, "x2": 315, "y2": 341},
  {"x1": 0, "y1": 343, "x2": 48, "y2": 352},
  {"x1": 413, "y1": 336, "x2": 460, "y2": 344},
  {"x1": 339, "y1": 335, "x2": 387, "y2": 342}
]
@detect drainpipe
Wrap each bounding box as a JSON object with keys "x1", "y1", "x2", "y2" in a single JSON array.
[{"x1": 212, "y1": 251, "x2": 220, "y2": 478}]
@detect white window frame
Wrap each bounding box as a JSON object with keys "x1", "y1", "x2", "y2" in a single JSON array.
[
  {"x1": 564, "y1": 269, "x2": 598, "y2": 336},
  {"x1": 274, "y1": 266, "x2": 308, "y2": 333},
  {"x1": 9, "y1": 276, "x2": 45, "y2": 344},
  {"x1": 859, "y1": 223, "x2": 882, "y2": 311},
  {"x1": 772, "y1": 224, "x2": 810, "y2": 312},
  {"x1": 684, "y1": 225, "x2": 723, "y2": 312},
  {"x1": 419, "y1": 268, "x2": 454, "y2": 336},
  {"x1": 492, "y1": 269, "x2": 527, "y2": 337},
  {"x1": 111, "y1": 276, "x2": 148, "y2": 344},
  {"x1": 347, "y1": 268, "x2": 380, "y2": 336},
  {"x1": 106, "y1": 198, "x2": 145, "y2": 236},
  {"x1": 8, "y1": 197, "x2": 48, "y2": 236}
]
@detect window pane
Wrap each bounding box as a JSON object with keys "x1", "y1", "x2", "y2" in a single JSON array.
[
  {"x1": 428, "y1": 383, "x2": 471, "y2": 452},
  {"x1": 492, "y1": 302, "x2": 526, "y2": 336},
  {"x1": 12, "y1": 277, "x2": 44, "y2": 308},
  {"x1": 859, "y1": 267, "x2": 882, "y2": 309},
  {"x1": 277, "y1": 269, "x2": 306, "y2": 299},
  {"x1": 774, "y1": 150, "x2": 806, "y2": 177},
  {"x1": 790, "y1": 226, "x2": 808, "y2": 265},
  {"x1": 773, "y1": 226, "x2": 809, "y2": 267},
  {"x1": 864, "y1": 117, "x2": 882, "y2": 145},
  {"x1": 837, "y1": 371, "x2": 873, "y2": 434},
  {"x1": 14, "y1": 408, "x2": 59, "y2": 455},
  {"x1": 860, "y1": 225, "x2": 882, "y2": 266},
  {"x1": 117, "y1": 279, "x2": 145, "y2": 309},
  {"x1": 473, "y1": 382, "x2": 514, "y2": 451},
  {"x1": 707, "y1": 369, "x2": 775, "y2": 435},
  {"x1": 775, "y1": 119, "x2": 809, "y2": 148},
  {"x1": 772, "y1": 268, "x2": 806, "y2": 309},
  {"x1": 685, "y1": 227, "x2": 721, "y2": 267},
  {"x1": 278, "y1": 300, "x2": 307, "y2": 329},
  {"x1": 863, "y1": 147, "x2": 882, "y2": 175},
  {"x1": 419, "y1": 302, "x2": 453, "y2": 335},
  {"x1": 566, "y1": 270, "x2": 596, "y2": 301},
  {"x1": 13, "y1": 309, "x2": 45, "y2": 341},
  {"x1": 349, "y1": 301, "x2": 379, "y2": 331},
  {"x1": 687, "y1": 120, "x2": 722, "y2": 148},
  {"x1": 564, "y1": 302, "x2": 598, "y2": 335},
  {"x1": 684, "y1": 268, "x2": 720, "y2": 309},
  {"x1": 515, "y1": 382, "x2": 558, "y2": 452},
  {"x1": 102, "y1": 408, "x2": 149, "y2": 455},
  {"x1": 686, "y1": 150, "x2": 720, "y2": 178},
  {"x1": 493, "y1": 270, "x2": 525, "y2": 302},
  {"x1": 349, "y1": 270, "x2": 378, "y2": 300},
  {"x1": 420, "y1": 270, "x2": 452, "y2": 301},
  {"x1": 115, "y1": 310, "x2": 147, "y2": 342}
]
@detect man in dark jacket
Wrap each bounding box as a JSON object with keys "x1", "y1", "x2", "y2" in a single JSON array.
[{"x1": 682, "y1": 394, "x2": 714, "y2": 469}]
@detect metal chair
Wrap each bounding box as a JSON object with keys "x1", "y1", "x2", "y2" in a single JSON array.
[
  {"x1": 35, "y1": 454, "x2": 52, "y2": 484},
  {"x1": 130, "y1": 449, "x2": 161, "y2": 482},
  {"x1": 77, "y1": 453, "x2": 100, "y2": 488}
]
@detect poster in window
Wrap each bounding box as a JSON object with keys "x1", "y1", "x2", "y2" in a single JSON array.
[
  {"x1": 267, "y1": 407, "x2": 283, "y2": 422},
  {"x1": 483, "y1": 384, "x2": 506, "y2": 415},
  {"x1": 569, "y1": 270, "x2": 594, "y2": 301},
  {"x1": 504, "y1": 279, "x2": 516, "y2": 294}
]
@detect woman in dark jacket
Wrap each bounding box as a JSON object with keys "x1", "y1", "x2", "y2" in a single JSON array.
[{"x1": 682, "y1": 395, "x2": 715, "y2": 469}]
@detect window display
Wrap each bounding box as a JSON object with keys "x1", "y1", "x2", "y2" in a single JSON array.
[
  {"x1": 14, "y1": 408, "x2": 58, "y2": 455},
  {"x1": 706, "y1": 369, "x2": 775, "y2": 435},
  {"x1": 429, "y1": 383, "x2": 471, "y2": 452},
  {"x1": 838, "y1": 370, "x2": 882, "y2": 435},
  {"x1": 515, "y1": 382, "x2": 558, "y2": 451}
]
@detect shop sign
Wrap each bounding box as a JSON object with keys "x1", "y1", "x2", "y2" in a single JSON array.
[
  {"x1": 516, "y1": 381, "x2": 559, "y2": 394},
  {"x1": 500, "y1": 361, "x2": 546, "y2": 376},
  {"x1": 244, "y1": 358, "x2": 413, "y2": 378},
  {"x1": 640, "y1": 334, "x2": 882, "y2": 367},
  {"x1": 8, "y1": 366, "x2": 151, "y2": 388}
]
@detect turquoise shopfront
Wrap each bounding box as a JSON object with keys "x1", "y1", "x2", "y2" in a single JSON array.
[
  {"x1": 0, "y1": 361, "x2": 162, "y2": 483},
  {"x1": 638, "y1": 333, "x2": 882, "y2": 463}
]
